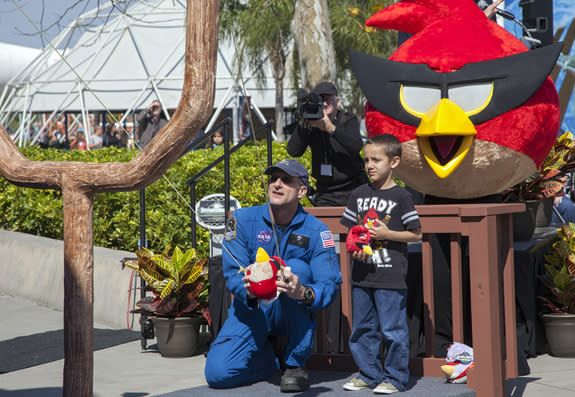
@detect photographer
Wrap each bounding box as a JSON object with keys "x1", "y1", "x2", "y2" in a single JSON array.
[
  {"x1": 287, "y1": 81, "x2": 367, "y2": 207},
  {"x1": 136, "y1": 99, "x2": 167, "y2": 149}
]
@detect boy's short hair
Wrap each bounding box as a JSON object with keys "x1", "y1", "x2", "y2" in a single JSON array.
[{"x1": 366, "y1": 133, "x2": 402, "y2": 159}]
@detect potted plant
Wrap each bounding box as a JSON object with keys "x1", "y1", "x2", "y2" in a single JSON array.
[
  {"x1": 503, "y1": 131, "x2": 575, "y2": 239},
  {"x1": 125, "y1": 246, "x2": 211, "y2": 357},
  {"x1": 539, "y1": 222, "x2": 575, "y2": 357}
]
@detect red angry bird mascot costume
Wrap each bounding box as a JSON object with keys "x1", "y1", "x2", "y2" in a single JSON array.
[{"x1": 351, "y1": 0, "x2": 562, "y2": 199}]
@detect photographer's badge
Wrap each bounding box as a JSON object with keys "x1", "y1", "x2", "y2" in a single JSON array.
[{"x1": 321, "y1": 163, "x2": 333, "y2": 177}]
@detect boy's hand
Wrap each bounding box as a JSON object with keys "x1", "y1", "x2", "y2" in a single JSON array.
[
  {"x1": 352, "y1": 250, "x2": 370, "y2": 262},
  {"x1": 367, "y1": 218, "x2": 390, "y2": 240}
]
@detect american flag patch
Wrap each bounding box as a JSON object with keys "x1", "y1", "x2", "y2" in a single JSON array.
[{"x1": 321, "y1": 230, "x2": 335, "y2": 248}]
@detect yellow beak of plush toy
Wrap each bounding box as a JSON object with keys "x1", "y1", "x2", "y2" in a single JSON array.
[
  {"x1": 245, "y1": 247, "x2": 286, "y2": 300},
  {"x1": 440, "y1": 342, "x2": 474, "y2": 384}
]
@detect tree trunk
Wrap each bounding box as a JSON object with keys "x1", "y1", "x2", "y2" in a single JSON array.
[
  {"x1": 270, "y1": 50, "x2": 285, "y2": 141},
  {"x1": 290, "y1": 0, "x2": 336, "y2": 90}
]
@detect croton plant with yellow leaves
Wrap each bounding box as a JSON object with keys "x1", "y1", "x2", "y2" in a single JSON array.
[
  {"x1": 503, "y1": 132, "x2": 575, "y2": 202},
  {"x1": 125, "y1": 246, "x2": 211, "y2": 322}
]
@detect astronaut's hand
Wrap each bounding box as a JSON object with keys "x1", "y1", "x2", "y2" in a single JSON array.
[
  {"x1": 276, "y1": 268, "x2": 305, "y2": 300},
  {"x1": 241, "y1": 264, "x2": 257, "y2": 299}
]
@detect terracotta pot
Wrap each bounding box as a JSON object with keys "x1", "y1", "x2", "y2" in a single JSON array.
[
  {"x1": 152, "y1": 316, "x2": 203, "y2": 357},
  {"x1": 541, "y1": 313, "x2": 575, "y2": 357}
]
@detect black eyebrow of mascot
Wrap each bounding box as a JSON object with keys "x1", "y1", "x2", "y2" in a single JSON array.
[{"x1": 351, "y1": 43, "x2": 562, "y2": 127}]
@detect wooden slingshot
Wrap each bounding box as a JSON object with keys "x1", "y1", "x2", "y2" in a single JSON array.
[{"x1": 0, "y1": 1, "x2": 219, "y2": 395}]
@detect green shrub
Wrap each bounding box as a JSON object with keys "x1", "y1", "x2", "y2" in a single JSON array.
[{"x1": 0, "y1": 141, "x2": 311, "y2": 258}]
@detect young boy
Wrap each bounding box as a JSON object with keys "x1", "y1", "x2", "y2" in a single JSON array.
[{"x1": 340, "y1": 134, "x2": 422, "y2": 394}]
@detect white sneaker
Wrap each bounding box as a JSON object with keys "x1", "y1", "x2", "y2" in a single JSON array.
[
  {"x1": 343, "y1": 377, "x2": 370, "y2": 391},
  {"x1": 373, "y1": 382, "x2": 399, "y2": 394}
]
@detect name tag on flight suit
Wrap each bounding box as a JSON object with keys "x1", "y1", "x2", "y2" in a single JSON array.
[{"x1": 288, "y1": 233, "x2": 309, "y2": 248}]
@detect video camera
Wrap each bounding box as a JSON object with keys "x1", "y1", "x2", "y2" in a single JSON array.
[{"x1": 297, "y1": 89, "x2": 324, "y2": 120}]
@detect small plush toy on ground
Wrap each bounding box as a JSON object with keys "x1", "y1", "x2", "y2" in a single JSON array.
[
  {"x1": 440, "y1": 342, "x2": 474, "y2": 384},
  {"x1": 239, "y1": 247, "x2": 287, "y2": 300}
]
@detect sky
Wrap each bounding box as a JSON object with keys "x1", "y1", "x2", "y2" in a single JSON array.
[
  {"x1": 0, "y1": 0, "x2": 572, "y2": 131},
  {"x1": 0, "y1": 1, "x2": 571, "y2": 49},
  {"x1": 0, "y1": 0, "x2": 102, "y2": 48}
]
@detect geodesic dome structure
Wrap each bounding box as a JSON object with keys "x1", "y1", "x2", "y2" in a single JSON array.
[{"x1": 0, "y1": 0, "x2": 289, "y2": 146}]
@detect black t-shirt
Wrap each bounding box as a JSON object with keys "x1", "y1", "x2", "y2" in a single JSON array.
[{"x1": 340, "y1": 184, "x2": 421, "y2": 289}]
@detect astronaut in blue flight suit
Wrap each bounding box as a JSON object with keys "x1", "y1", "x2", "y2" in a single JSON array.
[{"x1": 204, "y1": 159, "x2": 341, "y2": 393}]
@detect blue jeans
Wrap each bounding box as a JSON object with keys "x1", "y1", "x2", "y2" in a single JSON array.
[
  {"x1": 553, "y1": 195, "x2": 575, "y2": 224},
  {"x1": 349, "y1": 286, "x2": 409, "y2": 390}
]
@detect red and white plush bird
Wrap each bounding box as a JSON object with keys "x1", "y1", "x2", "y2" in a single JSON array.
[
  {"x1": 351, "y1": 0, "x2": 562, "y2": 199},
  {"x1": 440, "y1": 342, "x2": 474, "y2": 384},
  {"x1": 241, "y1": 247, "x2": 287, "y2": 300}
]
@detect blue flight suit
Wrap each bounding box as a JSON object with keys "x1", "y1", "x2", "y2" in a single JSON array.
[{"x1": 204, "y1": 203, "x2": 341, "y2": 388}]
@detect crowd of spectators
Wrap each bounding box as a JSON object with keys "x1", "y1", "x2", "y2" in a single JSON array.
[
  {"x1": 27, "y1": 118, "x2": 134, "y2": 150},
  {"x1": 23, "y1": 100, "x2": 169, "y2": 151}
]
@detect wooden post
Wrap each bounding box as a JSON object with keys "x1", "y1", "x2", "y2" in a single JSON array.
[
  {"x1": 63, "y1": 187, "x2": 94, "y2": 396},
  {"x1": 465, "y1": 212, "x2": 506, "y2": 395}
]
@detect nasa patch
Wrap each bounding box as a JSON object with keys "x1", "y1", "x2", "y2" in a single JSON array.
[{"x1": 256, "y1": 228, "x2": 273, "y2": 244}]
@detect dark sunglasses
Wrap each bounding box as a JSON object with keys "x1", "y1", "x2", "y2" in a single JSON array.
[{"x1": 269, "y1": 174, "x2": 297, "y2": 185}]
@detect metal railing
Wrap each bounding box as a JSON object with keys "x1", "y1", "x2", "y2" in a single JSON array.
[{"x1": 185, "y1": 119, "x2": 274, "y2": 248}]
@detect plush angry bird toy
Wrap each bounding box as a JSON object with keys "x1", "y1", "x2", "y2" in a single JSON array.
[
  {"x1": 346, "y1": 225, "x2": 373, "y2": 255},
  {"x1": 440, "y1": 342, "x2": 474, "y2": 384},
  {"x1": 241, "y1": 247, "x2": 286, "y2": 300},
  {"x1": 345, "y1": 209, "x2": 392, "y2": 255},
  {"x1": 351, "y1": 0, "x2": 562, "y2": 199}
]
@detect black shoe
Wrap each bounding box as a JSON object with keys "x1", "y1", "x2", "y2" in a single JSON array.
[{"x1": 280, "y1": 367, "x2": 309, "y2": 393}]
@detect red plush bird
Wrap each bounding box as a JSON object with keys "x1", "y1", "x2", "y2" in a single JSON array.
[
  {"x1": 351, "y1": 0, "x2": 562, "y2": 199},
  {"x1": 242, "y1": 247, "x2": 286, "y2": 300},
  {"x1": 346, "y1": 225, "x2": 373, "y2": 255},
  {"x1": 346, "y1": 209, "x2": 392, "y2": 255}
]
